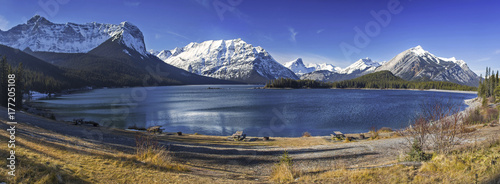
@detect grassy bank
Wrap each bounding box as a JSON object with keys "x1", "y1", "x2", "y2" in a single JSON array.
[
  {"x1": 0, "y1": 122, "x2": 239, "y2": 183},
  {"x1": 272, "y1": 136, "x2": 500, "y2": 184}
]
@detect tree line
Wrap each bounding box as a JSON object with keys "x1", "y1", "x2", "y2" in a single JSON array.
[
  {"x1": 265, "y1": 71, "x2": 477, "y2": 91},
  {"x1": 264, "y1": 78, "x2": 331, "y2": 89},
  {"x1": 0, "y1": 57, "x2": 23, "y2": 109},
  {"x1": 478, "y1": 67, "x2": 500, "y2": 101}
]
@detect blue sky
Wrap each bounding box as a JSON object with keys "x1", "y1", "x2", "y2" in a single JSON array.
[{"x1": 0, "y1": 0, "x2": 499, "y2": 75}]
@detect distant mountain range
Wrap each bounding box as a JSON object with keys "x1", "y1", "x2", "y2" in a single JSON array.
[
  {"x1": 298, "y1": 46, "x2": 479, "y2": 86},
  {"x1": 284, "y1": 58, "x2": 340, "y2": 76},
  {"x1": 150, "y1": 39, "x2": 298, "y2": 83},
  {"x1": 299, "y1": 58, "x2": 381, "y2": 82},
  {"x1": 0, "y1": 16, "x2": 237, "y2": 93},
  {"x1": 0, "y1": 16, "x2": 480, "y2": 90}
]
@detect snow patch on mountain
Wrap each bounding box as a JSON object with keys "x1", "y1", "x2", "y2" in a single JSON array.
[
  {"x1": 0, "y1": 15, "x2": 147, "y2": 56},
  {"x1": 411, "y1": 45, "x2": 427, "y2": 56}
]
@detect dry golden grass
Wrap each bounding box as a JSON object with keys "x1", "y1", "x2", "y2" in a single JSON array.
[
  {"x1": 377, "y1": 127, "x2": 394, "y2": 133},
  {"x1": 0, "y1": 123, "x2": 243, "y2": 184},
  {"x1": 152, "y1": 133, "x2": 331, "y2": 148},
  {"x1": 295, "y1": 137, "x2": 500, "y2": 184},
  {"x1": 270, "y1": 163, "x2": 295, "y2": 183},
  {"x1": 267, "y1": 137, "x2": 331, "y2": 148},
  {"x1": 270, "y1": 151, "x2": 296, "y2": 183},
  {"x1": 343, "y1": 137, "x2": 353, "y2": 143}
]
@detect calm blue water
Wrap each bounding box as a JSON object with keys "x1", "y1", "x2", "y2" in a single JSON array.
[{"x1": 29, "y1": 85, "x2": 477, "y2": 137}]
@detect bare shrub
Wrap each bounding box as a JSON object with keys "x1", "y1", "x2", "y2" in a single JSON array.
[
  {"x1": 485, "y1": 108, "x2": 499, "y2": 122},
  {"x1": 465, "y1": 108, "x2": 483, "y2": 125},
  {"x1": 430, "y1": 101, "x2": 466, "y2": 154},
  {"x1": 302, "y1": 132, "x2": 311, "y2": 137},
  {"x1": 400, "y1": 99, "x2": 468, "y2": 157}
]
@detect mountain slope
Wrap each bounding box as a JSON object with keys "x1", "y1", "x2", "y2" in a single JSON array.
[
  {"x1": 0, "y1": 15, "x2": 147, "y2": 56},
  {"x1": 375, "y1": 46, "x2": 479, "y2": 86},
  {"x1": 347, "y1": 70, "x2": 405, "y2": 83},
  {"x1": 28, "y1": 34, "x2": 239, "y2": 86},
  {"x1": 153, "y1": 39, "x2": 298, "y2": 83},
  {"x1": 0, "y1": 44, "x2": 86, "y2": 92}
]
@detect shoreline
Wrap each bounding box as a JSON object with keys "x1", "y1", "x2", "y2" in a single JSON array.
[
  {"x1": 25, "y1": 85, "x2": 479, "y2": 138},
  {"x1": 265, "y1": 86, "x2": 478, "y2": 94}
]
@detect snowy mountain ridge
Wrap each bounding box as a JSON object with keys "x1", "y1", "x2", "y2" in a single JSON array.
[
  {"x1": 300, "y1": 46, "x2": 478, "y2": 86},
  {"x1": 340, "y1": 58, "x2": 381, "y2": 75},
  {"x1": 375, "y1": 46, "x2": 479, "y2": 86},
  {"x1": 0, "y1": 15, "x2": 148, "y2": 56},
  {"x1": 284, "y1": 58, "x2": 316, "y2": 76},
  {"x1": 153, "y1": 39, "x2": 298, "y2": 83},
  {"x1": 286, "y1": 57, "x2": 380, "y2": 76}
]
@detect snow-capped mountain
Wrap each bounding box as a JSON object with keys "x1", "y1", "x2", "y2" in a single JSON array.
[
  {"x1": 340, "y1": 57, "x2": 381, "y2": 75},
  {"x1": 0, "y1": 15, "x2": 147, "y2": 56},
  {"x1": 153, "y1": 39, "x2": 298, "y2": 83},
  {"x1": 284, "y1": 58, "x2": 316, "y2": 76},
  {"x1": 375, "y1": 45, "x2": 479, "y2": 86},
  {"x1": 301, "y1": 46, "x2": 478, "y2": 86},
  {"x1": 309, "y1": 63, "x2": 341, "y2": 73},
  {"x1": 300, "y1": 58, "x2": 381, "y2": 82},
  {"x1": 284, "y1": 58, "x2": 340, "y2": 76}
]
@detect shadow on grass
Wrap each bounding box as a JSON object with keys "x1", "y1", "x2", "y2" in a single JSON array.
[
  {"x1": 484, "y1": 173, "x2": 500, "y2": 184},
  {"x1": 0, "y1": 138, "x2": 91, "y2": 183}
]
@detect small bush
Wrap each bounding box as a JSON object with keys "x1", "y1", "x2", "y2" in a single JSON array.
[
  {"x1": 465, "y1": 108, "x2": 483, "y2": 125},
  {"x1": 302, "y1": 132, "x2": 311, "y2": 137},
  {"x1": 369, "y1": 130, "x2": 379, "y2": 140},
  {"x1": 194, "y1": 132, "x2": 199, "y2": 135},
  {"x1": 279, "y1": 151, "x2": 293, "y2": 166},
  {"x1": 343, "y1": 137, "x2": 353, "y2": 143},
  {"x1": 406, "y1": 140, "x2": 431, "y2": 162}
]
